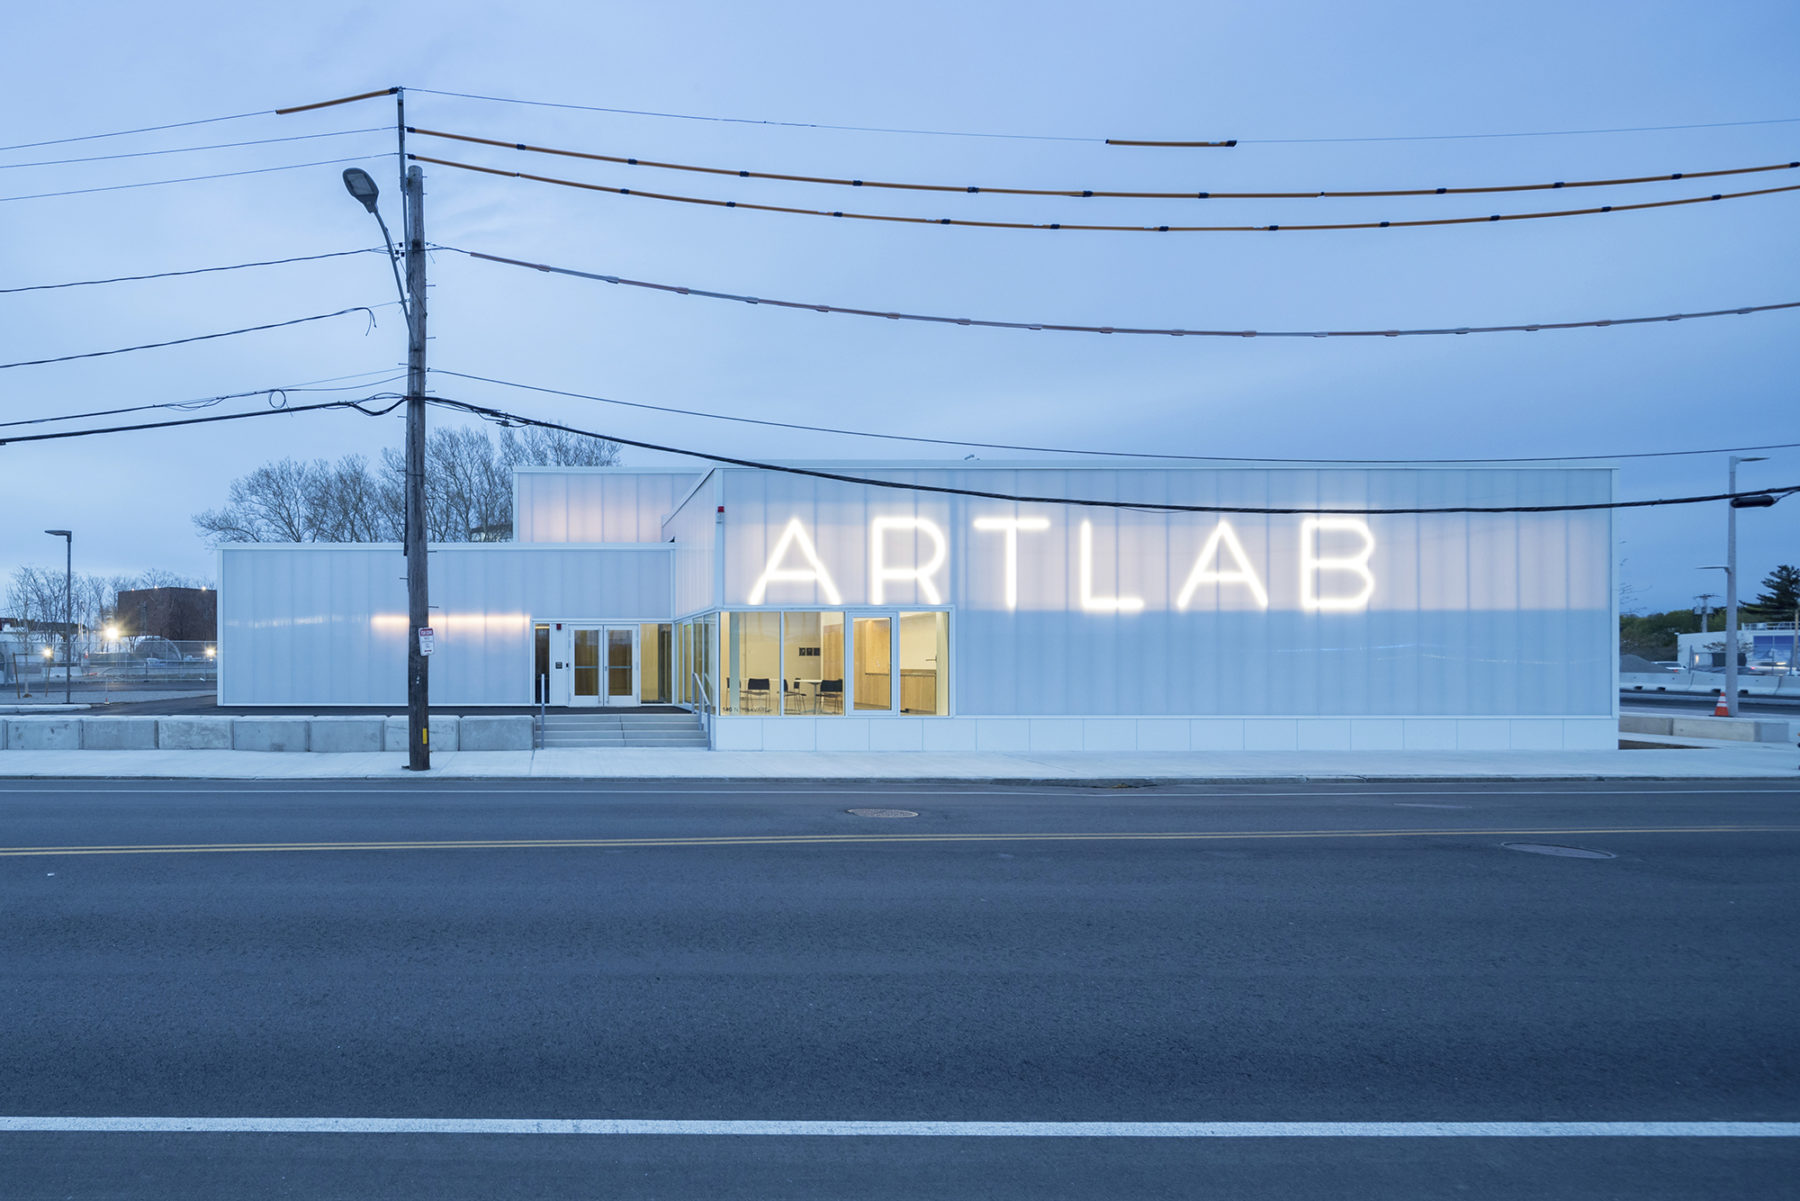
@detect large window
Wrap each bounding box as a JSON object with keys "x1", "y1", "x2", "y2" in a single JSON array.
[
  {"x1": 708, "y1": 609, "x2": 947, "y2": 716},
  {"x1": 853, "y1": 616, "x2": 891, "y2": 711},
  {"x1": 898, "y1": 611, "x2": 948, "y2": 715},
  {"x1": 640, "y1": 623, "x2": 671, "y2": 704}
]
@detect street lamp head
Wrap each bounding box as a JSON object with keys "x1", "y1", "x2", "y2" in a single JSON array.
[
  {"x1": 342, "y1": 168, "x2": 381, "y2": 214},
  {"x1": 44, "y1": 529, "x2": 69, "y2": 538}
]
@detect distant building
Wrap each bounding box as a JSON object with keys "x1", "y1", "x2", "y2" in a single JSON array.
[
  {"x1": 116, "y1": 587, "x2": 216, "y2": 642},
  {"x1": 1677, "y1": 622, "x2": 1799, "y2": 672}
]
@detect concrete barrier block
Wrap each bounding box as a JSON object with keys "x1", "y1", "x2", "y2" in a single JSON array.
[
  {"x1": 1618, "y1": 715, "x2": 1674, "y2": 737},
  {"x1": 383, "y1": 715, "x2": 460, "y2": 752},
  {"x1": 308, "y1": 717, "x2": 385, "y2": 753},
  {"x1": 1670, "y1": 716, "x2": 1790, "y2": 744},
  {"x1": 5, "y1": 719, "x2": 81, "y2": 750},
  {"x1": 231, "y1": 718, "x2": 311, "y2": 753},
  {"x1": 458, "y1": 715, "x2": 532, "y2": 751},
  {"x1": 158, "y1": 717, "x2": 233, "y2": 750},
  {"x1": 80, "y1": 717, "x2": 159, "y2": 750}
]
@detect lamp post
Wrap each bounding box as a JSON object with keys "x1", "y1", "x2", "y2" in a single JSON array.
[
  {"x1": 1722, "y1": 455, "x2": 1769, "y2": 717},
  {"x1": 44, "y1": 529, "x2": 70, "y2": 704},
  {"x1": 343, "y1": 165, "x2": 431, "y2": 770}
]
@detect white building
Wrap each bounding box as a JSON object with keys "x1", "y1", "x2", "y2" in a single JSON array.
[{"x1": 217, "y1": 461, "x2": 1619, "y2": 751}]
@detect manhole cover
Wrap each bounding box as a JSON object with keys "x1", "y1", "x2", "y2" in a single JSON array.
[
  {"x1": 1502, "y1": 842, "x2": 1616, "y2": 860},
  {"x1": 847, "y1": 808, "x2": 919, "y2": 819}
]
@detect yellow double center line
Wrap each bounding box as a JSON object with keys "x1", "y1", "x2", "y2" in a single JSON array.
[{"x1": 1, "y1": 826, "x2": 1793, "y2": 858}]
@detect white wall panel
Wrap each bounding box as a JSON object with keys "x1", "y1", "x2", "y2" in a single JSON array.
[
  {"x1": 663, "y1": 473, "x2": 719, "y2": 618},
  {"x1": 221, "y1": 545, "x2": 672, "y2": 705},
  {"x1": 515, "y1": 469, "x2": 699, "y2": 544}
]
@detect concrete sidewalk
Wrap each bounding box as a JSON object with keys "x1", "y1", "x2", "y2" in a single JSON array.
[{"x1": 0, "y1": 742, "x2": 1794, "y2": 781}]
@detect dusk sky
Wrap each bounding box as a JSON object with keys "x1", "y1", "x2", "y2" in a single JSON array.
[{"x1": 4, "y1": 0, "x2": 1795, "y2": 612}]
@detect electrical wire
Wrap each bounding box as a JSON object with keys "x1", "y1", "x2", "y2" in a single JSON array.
[
  {"x1": 1255, "y1": 116, "x2": 1800, "y2": 145},
  {"x1": 0, "y1": 109, "x2": 273, "y2": 153},
  {"x1": 408, "y1": 127, "x2": 1800, "y2": 201},
  {"x1": 411, "y1": 153, "x2": 1800, "y2": 233},
  {"x1": 401, "y1": 86, "x2": 1110, "y2": 144},
  {"x1": 428, "y1": 369, "x2": 1800, "y2": 466},
  {"x1": 430, "y1": 395, "x2": 1800, "y2": 516},
  {"x1": 0, "y1": 248, "x2": 385, "y2": 295},
  {"x1": 0, "y1": 306, "x2": 377, "y2": 370},
  {"x1": 443, "y1": 245, "x2": 1800, "y2": 340},
  {"x1": 0, "y1": 377, "x2": 409, "y2": 431},
  {"x1": 0, "y1": 396, "x2": 405, "y2": 447},
  {"x1": 398, "y1": 85, "x2": 1800, "y2": 146},
  {"x1": 0, "y1": 156, "x2": 384, "y2": 204},
  {"x1": 0, "y1": 127, "x2": 389, "y2": 170}
]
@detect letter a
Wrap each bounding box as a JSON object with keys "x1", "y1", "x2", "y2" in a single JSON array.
[
  {"x1": 1176, "y1": 521, "x2": 1269, "y2": 610},
  {"x1": 749, "y1": 517, "x2": 843, "y2": 604}
]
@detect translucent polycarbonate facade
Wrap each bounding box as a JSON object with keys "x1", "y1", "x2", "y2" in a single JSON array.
[
  {"x1": 218, "y1": 544, "x2": 672, "y2": 706},
  {"x1": 514, "y1": 468, "x2": 699, "y2": 544},
  {"x1": 707, "y1": 465, "x2": 1615, "y2": 719},
  {"x1": 219, "y1": 461, "x2": 1617, "y2": 749}
]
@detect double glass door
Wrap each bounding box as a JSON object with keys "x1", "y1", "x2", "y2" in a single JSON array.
[{"x1": 562, "y1": 624, "x2": 636, "y2": 707}]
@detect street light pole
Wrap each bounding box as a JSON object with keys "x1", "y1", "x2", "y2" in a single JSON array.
[
  {"x1": 1723, "y1": 455, "x2": 1768, "y2": 718},
  {"x1": 44, "y1": 529, "x2": 70, "y2": 704},
  {"x1": 342, "y1": 164, "x2": 430, "y2": 770},
  {"x1": 403, "y1": 163, "x2": 430, "y2": 771}
]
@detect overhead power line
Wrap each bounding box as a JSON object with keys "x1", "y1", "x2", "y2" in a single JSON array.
[
  {"x1": 0, "y1": 306, "x2": 377, "y2": 370},
  {"x1": 0, "y1": 396, "x2": 403, "y2": 447},
  {"x1": 445, "y1": 245, "x2": 1800, "y2": 340},
  {"x1": 408, "y1": 127, "x2": 1800, "y2": 201},
  {"x1": 430, "y1": 369, "x2": 1800, "y2": 466},
  {"x1": 431, "y1": 395, "x2": 1800, "y2": 516},
  {"x1": 0, "y1": 248, "x2": 384, "y2": 295},
  {"x1": 0, "y1": 376, "x2": 409, "y2": 431},
  {"x1": 0, "y1": 127, "x2": 389, "y2": 170},
  {"x1": 0, "y1": 109, "x2": 272, "y2": 154},
  {"x1": 397, "y1": 85, "x2": 1800, "y2": 146},
  {"x1": 0, "y1": 155, "x2": 384, "y2": 204},
  {"x1": 412, "y1": 153, "x2": 1800, "y2": 233}
]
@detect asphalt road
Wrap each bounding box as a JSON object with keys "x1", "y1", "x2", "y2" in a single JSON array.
[
  {"x1": 1621, "y1": 690, "x2": 1800, "y2": 716},
  {"x1": 2, "y1": 778, "x2": 1796, "y2": 1198}
]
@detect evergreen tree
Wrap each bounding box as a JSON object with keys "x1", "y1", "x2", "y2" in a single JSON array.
[{"x1": 1751, "y1": 564, "x2": 1800, "y2": 618}]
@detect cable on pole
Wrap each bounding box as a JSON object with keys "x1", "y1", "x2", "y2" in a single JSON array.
[
  {"x1": 0, "y1": 248, "x2": 385, "y2": 295},
  {"x1": 407, "y1": 127, "x2": 1800, "y2": 201},
  {"x1": 411, "y1": 154, "x2": 1800, "y2": 233},
  {"x1": 0, "y1": 377, "x2": 408, "y2": 430},
  {"x1": 429, "y1": 395, "x2": 1800, "y2": 516},
  {"x1": 0, "y1": 128, "x2": 391, "y2": 170},
  {"x1": 0, "y1": 110, "x2": 272, "y2": 154},
  {"x1": 0, "y1": 156, "x2": 387, "y2": 204},
  {"x1": 0, "y1": 306, "x2": 378, "y2": 370},
  {"x1": 0, "y1": 396, "x2": 404, "y2": 447},
  {"x1": 443, "y1": 245, "x2": 1800, "y2": 340},
  {"x1": 273, "y1": 87, "x2": 400, "y2": 116},
  {"x1": 427, "y1": 368, "x2": 1800, "y2": 465},
  {"x1": 398, "y1": 84, "x2": 1800, "y2": 146}
]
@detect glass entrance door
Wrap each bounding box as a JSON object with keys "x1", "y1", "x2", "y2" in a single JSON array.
[
  {"x1": 603, "y1": 625, "x2": 637, "y2": 707},
  {"x1": 570, "y1": 627, "x2": 602, "y2": 707}
]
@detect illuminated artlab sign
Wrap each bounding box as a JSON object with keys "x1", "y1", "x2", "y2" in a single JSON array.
[{"x1": 746, "y1": 515, "x2": 1378, "y2": 612}]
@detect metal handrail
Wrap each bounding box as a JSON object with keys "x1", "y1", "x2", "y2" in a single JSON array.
[{"x1": 692, "y1": 671, "x2": 714, "y2": 750}]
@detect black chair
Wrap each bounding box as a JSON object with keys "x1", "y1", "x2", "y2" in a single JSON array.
[
  {"x1": 818, "y1": 678, "x2": 844, "y2": 714},
  {"x1": 746, "y1": 677, "x2": 772, "y2": 713}
]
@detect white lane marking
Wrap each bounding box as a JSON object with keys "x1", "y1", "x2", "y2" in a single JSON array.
[
  {"x1": 0, "y1": 786, "x2": 1794, "y2": 799},
  {"x1": 0, "y1": 1118, "x2": 1794, "y2": 1137}
]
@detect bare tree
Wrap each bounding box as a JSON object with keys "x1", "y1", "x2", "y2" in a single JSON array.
[{"x1": 197, "y1": 423, "x2": 619, "y2": 544}]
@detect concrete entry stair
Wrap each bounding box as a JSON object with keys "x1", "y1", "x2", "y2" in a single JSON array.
[{"x1": 539, "y1": 710, "x2": 708, "y2": 749}]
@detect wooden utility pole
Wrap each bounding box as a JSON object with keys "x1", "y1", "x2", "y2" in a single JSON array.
[{"x1": 404, "y1": 164, "x2": 431, "y2": 770}]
